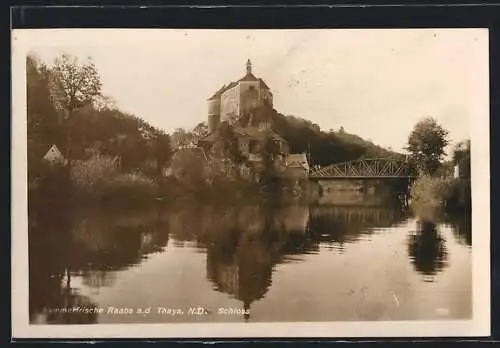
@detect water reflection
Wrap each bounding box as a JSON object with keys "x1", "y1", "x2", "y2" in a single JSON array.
[
  {"x1": 308, "y1": 205, "x2": 406, "y2": 251},
  {"x1": 206, "y1": 227, "x2": 274, "y2": 321},
  {"x1": 28, "y1": 202, "x2": 170, "y2": 323},
  {"x1": 29, "y1": 199, "x2": 100, "y2": 324},
  {"x1": 448, "y1": 214, "x2": 472, "y2": 247},
  {"x1": 28, "y1": 196, "x2": 469, "y2": 324},
  {"x1": 407, "y1": 220, "x2": 449, "y2": 280}
]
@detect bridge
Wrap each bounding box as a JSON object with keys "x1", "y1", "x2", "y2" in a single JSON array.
[{"x1": 309, "y1": 158, "x2": 417, "y2": 180}]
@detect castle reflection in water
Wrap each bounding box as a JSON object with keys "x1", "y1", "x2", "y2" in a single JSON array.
[{"x1": 28, "y1": 197, "x2": 471, "y2": 324}]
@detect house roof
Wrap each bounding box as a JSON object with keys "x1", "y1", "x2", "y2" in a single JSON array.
[
  {"x1": 43, "y1": 144, "x2": 64, "y2": 158},
  {"x1": 286, "y1": 153, "x2": 310, "y2": 171}
]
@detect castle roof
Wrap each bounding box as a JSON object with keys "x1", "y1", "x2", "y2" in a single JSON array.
[
  {"x1": 207, "y1": 72, "x2": 271, "y2": 101},
  {"x1": 238, "y1": 72, "x2": 259, "y2": 82},
  {"x1": 237, "y1": 73, "x2": 271, "y2": 91},
  {"x1": 258, "y1": 78, "x2": 270, "y2": 90}
]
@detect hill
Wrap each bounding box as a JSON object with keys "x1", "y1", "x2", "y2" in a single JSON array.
[{"x1": 237, "y1": 105, "x2": 402, "y2": 167}]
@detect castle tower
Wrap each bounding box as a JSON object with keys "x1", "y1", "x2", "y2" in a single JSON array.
[
  {"x1": 246, "y1": 59, "x2": 252, "y2": 75},
  {"x1": 207, "y1": 94, "x2": 221, "y2": 133}
]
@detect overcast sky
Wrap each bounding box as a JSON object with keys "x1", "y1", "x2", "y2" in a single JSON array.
[{"x1": 19, "y1": 29, "x2": 488, "y2": 153}]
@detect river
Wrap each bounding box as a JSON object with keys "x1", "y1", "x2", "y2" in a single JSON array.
[{"x1": 28, "y1": 197, "x2": 472, "y2": 324}]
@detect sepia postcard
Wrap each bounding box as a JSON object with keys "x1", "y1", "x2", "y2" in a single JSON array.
[{"x1": 11, "y1": 28, "x2": 490, "y2": 339}]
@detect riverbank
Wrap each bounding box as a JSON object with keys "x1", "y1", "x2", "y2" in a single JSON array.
[
  {"x1": 29, "y1": 164, "x2": 319, "y2": 215},
  {"x1": 409, "y1": 174, "x2": 471, "y2": 222}
]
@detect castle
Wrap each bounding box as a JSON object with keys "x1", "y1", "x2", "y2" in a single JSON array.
[
  {"x1": 198, "y1": 60, "x2": 309, "y2": 180},
  {"x1": 207, "y1": 59, "x2": 274, "y2": 133}
]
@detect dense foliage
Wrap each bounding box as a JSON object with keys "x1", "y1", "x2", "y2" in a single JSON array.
[
  {"x1": 406, "y1": 117, "x2": 449, "y2": 175},
  {"x1": 27, "y1": 54, "x2": 171, "y2": 202},
  {"x1": 406, "y1": 117, "x2": 471, "y2": 218}
]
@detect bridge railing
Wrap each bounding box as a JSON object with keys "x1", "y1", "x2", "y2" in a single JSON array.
[{"x1": 309, "y1": 158, "x2": 417, "y2": 178}]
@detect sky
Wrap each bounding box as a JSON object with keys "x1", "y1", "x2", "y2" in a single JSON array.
[{"x1": 18, "y1": 28, "x2": 488, "y2": 153}]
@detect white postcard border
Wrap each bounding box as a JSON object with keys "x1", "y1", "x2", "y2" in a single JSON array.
[{"x1": 11, "y1": 28, "x2": 491, "y2": 339}]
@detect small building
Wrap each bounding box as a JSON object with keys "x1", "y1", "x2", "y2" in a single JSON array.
[
  {"x1": 284, "y1": 153, "x2": 310, "y2": 179},
  {"x1": 43, "y1": 144, "x2": 67, "y2": 165}
]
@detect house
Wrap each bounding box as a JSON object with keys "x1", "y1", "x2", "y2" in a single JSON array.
[
  {"x1": 284, "y1": 153, "x2": 310, "y2": 179},
  {"x1": 43, "y1": 144, "x2": 67, "y2": 165}
]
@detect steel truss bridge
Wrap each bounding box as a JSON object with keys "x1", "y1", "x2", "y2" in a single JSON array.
[{"x1": 309, "y1": 158, "x2": 417, "y2": 180}]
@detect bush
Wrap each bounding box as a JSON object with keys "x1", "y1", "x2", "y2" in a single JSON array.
[
  {"x1": 410, "y1": 174, "x2": 471, "y2": 219},
  {"x1": 410, "y1": 175, "x2": 452, "y2": 220},
  {"x1": 71, "y1": 154, "x2": 119, "y2": 196},
  {"x1": 70, "y1": 154, "x2": 158, "y2": 202},
  {"x1": 101, "y1": 171, "x2": 157, "y2": 203}
]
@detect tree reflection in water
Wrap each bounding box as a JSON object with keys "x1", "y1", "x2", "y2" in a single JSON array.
[
  {"x1": 307, "y1": 205, "x2": 405, "y2": 250},
  {"x1": 447, "y1": 214, "x2": 472, "y2": 247},
  {"x1": 29, "y1": 193, "x2": 100, "y2": 324},
  {"x1": 195, "y1": 202, "x2": 405, "y2": 321},
  {"x1": 28, "y1": 197, "x2": 171, "y2": 324},
  {"x1": 407, "y1": 220, "x2": 449, "y2": 281}
]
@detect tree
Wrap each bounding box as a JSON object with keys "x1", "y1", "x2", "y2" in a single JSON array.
[
  {"x1": 210, "y1": 122, "x2": 243, "y2": 163},
  {"x1": 154, "y1": 133, "x2": 172, "y2": 187},
  {"x1": 170, "y1": 149, "x2": 207, "y2": 189},
  {"x1": 192, "y1": 122, "x2": 209, "y2": 140},
  {"x1": 171, "y1": 123, "x2": 208, "y2": 150},
  {"x1": 92, "y1": 95, "x2": 116, "y2": 112},
  {"x1": 407, "y1": 117, "x2": 449, "y2": 175},
  {"x1": 171, "y1": 128, "x2": 194, "y2": 149},
  {"x1": 27, "y1": 55, "x2": 64, "y2": 167},
  {"x1": 256, "y1": 134, "x2": 282, "y2": 191},
  {"x1": 206, "y1": 123, "x2": 243, "y2": 181},
  {"x1": 48, "y1": 54, "x2": 102, "y2": 169}
]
